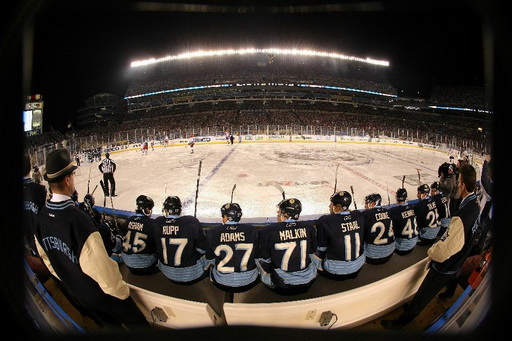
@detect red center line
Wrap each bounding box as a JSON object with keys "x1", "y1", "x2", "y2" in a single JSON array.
[{"x1": 339, "y1": 163, "x2": 396, "y2": 195}]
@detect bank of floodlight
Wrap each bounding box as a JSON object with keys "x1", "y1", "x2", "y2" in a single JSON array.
[{"x1": 130, "y1": 48, "x2": 389, "y2": 68}]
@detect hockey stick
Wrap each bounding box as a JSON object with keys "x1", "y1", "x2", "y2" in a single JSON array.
[
  {"x1": 99, "y1": 180, "x2": 107, "y2": 221},
  {"x1": 386, "y1": 182, "x2": 390, "y2": 206},
  {"x1": 401, "y1": 175, "x2": 405, "y2": 189},
  {"x1": 416, "y1": 169, "x2": 421, "y2": 185},
  {"x1": 194, "y1": 161, "x2": 202, "y2": 217},
  {"x1": 350, "y1": 185, "x2": 358, "y2": 210},
  {"x1": 230, "y1": 184, "x2": 236, "y2": 203},
  {"x1": 271, "y1": 182, "x2": 286, "y2": 200},
  {"x1": 87, "y1": 166, "x2": 92, "y2": 194},
  {"x1": 109, "y1": 195, "x2": 119, "y2": 234},
  {"x1": 90, "y1": 184, "x2": 98, "y2": 196},
  {"x1": 333, "y1": 163, "x2": 340, "y2": 194}
]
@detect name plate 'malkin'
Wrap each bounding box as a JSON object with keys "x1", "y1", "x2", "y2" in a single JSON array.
[{"x1": 279, "y1": 228, "x2": 307, "y2": 241}]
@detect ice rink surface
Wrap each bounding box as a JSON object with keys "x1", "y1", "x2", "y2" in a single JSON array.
[{"x1": 73, "y1": 140, "x2": 457, "y2": 223}]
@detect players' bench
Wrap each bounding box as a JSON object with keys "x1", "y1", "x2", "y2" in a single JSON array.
[
  {"x1": 224, "y1": 246, "x2": 429, "y2": 329},
  {"x1": 120, "y1": 265, "x2": 227, "y2": 328},
  {"x1": 103, "y1": 206, "x2": 429, "y2": 329},
  {"x1": 119, "y1": 241, "x2": 429, "y2": 329}
]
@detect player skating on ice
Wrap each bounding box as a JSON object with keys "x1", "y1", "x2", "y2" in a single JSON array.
[
  {"x1": 141, "y1": 141, "x2": 148, "y2": 155},
  {"x1": 188, "y1": 134, "x2": 195, "y2": 153}
]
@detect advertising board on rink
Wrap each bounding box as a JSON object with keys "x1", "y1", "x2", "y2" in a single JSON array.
[{"x1": 115, "y1": 134, "x2": 443, "y2": 153}]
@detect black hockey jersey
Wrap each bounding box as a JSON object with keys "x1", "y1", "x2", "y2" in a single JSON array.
[
  {"x1": 315, "y1": 211, "x2": 364, "y2": 262},
  {"x1": 389, "y1": 203, "x2": 418, "y2": 240},
  {"x1": 362, "y1": 206, "x2": 395, "y2": 260},
  {"x1": 35, "y1": 198, "x2": 130, "y2": 305},
  {"x1": 206, "y1": 223, "x2": 259, "y2": 273},
  {"x1": 122, "y1": 213, "x2": 157, "y2": 268},
  {"x1": 22, "y1": 178, "x2": 47, "y2": 255},
  {"x1": 414, "y1": 196, "x2": 440, "y2": 241},
  {"x1": 259, "y1": 220, "x2": 317, "y2": 272},
  {"x1": 153, "y1": 215, "x2": 207, "y2": 267},
  {"x1": 388, "y1": 203, "x2": 418, "y2": 252},
  {"x1": 432, "y1": 192, "x2": 450, "y2": 221},
  {"x1": 362, "y1": 206, "x2": 394, "y2": 246}
]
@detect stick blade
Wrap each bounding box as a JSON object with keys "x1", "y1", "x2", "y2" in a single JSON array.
[
  {"x1": 334, "y1": 163, "x2": 340, "y2": 194},
  {"x1": 230, "y1": 184, "x2": 237, "y2": 203},
  {"x1": 271, "y1": 182, "x2": 285, "y2": 200}
]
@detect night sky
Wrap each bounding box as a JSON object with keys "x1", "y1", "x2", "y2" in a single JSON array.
[{"x1": 28, "y1": 1, "x2": 486, "y2": 132}]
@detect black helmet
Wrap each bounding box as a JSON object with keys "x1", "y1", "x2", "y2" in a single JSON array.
[
  {"x1": 396, "y1": 188, "x2": 408, "y2": 202},
  {"x1": 431, "y1": 181, "x2": 439, "y2": 190},
  {"x1": 136, "y1": 195, "x2": 154, "y2": 212},
  {"x1": 105, "y1": 152, "x2": 110, "y2": 158},
  {"x1": 84, "y1": 194, "x2": 95, "y2": 208},
  {"x1": 417, "y1": 184, "x2": 430, "y2": 194},
  {"x1": 330, "y1": 191, "x2": 352, "y2": 210},
  {"x1": 278, "y1": 198, "x2": 302, "y2": 220},
  {"x1": 71, "y1": 190, "x2": 79, "y2": 202},
  {"x1": 364, "y1": 193, "x2": 382, "y2": 206},
  {"x1": 163, "y1": 196, "x2": 182, "y2": 215},
  {"x1": 221, "y1": 203, "x2": 242, "y2": 222}
]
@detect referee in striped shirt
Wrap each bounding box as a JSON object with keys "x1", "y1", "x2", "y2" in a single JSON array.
[{"x1": 98, "y1": 152, "x2": 117, "y2": 197}]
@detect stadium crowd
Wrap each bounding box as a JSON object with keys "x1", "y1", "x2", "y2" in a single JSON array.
[
  {"x1": 126, "y1": 53, "x2": 395, "y2": 98},
  {"x1": 26, "y1": 102, "x2": 488, "y2": 164}
]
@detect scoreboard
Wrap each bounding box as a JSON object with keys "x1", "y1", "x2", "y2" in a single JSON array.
[{"x1": 23, "y1": 94, "x2": 43, "y2": 136}]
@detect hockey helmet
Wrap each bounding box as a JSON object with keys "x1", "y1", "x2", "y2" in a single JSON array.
[
  {"x1": 221, "y1": 203, "x2": 243, "y2": 222},
  {"x1": 277, "y1": 198, "x2": 302, "y2": 220},
  {"x1": 71, "y1": 190, "x2": 79, "y2": 203},
  {"x1": 417, "y1": 184, "x2": 430, "y2": 194},
  {"x1": 364, "y1": 193, "x2": 382, "y2": 206},
  {"x1": 136, "y1": 195, "x2": 154, "y2": 212},
  {"x1": 396, "y1": 188, "x2": 408, "y2": 202},
  {"x1": 163, "y1": 196, "x2": 182, "y2": 215},
  {"x1": 84, "y1": 194, "x2": 95, "y2": 208},
  {"x1": 330, "y1": 191, "x2": 352, "y2": 210}
]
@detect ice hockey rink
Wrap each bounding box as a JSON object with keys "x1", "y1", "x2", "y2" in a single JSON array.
[
  {"x1": 38, "y1": 138, "x2": 489, "y2": 332},
  {"x1": 72, "y1": 139, "x2": 465, "y2": 222}
]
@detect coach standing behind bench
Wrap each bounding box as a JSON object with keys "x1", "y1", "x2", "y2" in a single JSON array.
[
  {"x1": 99, "y1": 152, "x2": 117, "y2": 197},
  {"x1": 35, "y1": 149, "x2": 148, "y2": 330}
]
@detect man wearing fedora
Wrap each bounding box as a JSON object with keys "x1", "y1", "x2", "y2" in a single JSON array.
[{"x1": 34, "y1": 148, "x2": 149, "y2": 330}]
